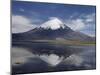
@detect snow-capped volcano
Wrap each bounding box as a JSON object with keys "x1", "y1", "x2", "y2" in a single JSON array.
[
  {"x1": 41, "y1": 18, "x2": 65, "y2": 30},
  {"x1": 12, "y1": 17, "x2": 95, "y2": 42}
]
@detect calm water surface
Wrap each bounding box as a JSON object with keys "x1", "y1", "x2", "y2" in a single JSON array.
[{"x1": 12, "y1": 42, "x2": 96, "y2": 74}]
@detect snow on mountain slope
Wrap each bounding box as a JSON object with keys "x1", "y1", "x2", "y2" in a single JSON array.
[{"x1": 41, "y1": 17, "x2": 65, "y2": 30}]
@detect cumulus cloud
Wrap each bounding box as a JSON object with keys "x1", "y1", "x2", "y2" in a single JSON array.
[
  {"x1": 12, "y1": 15, "x2": 37, "y2": 33},
  {"x1": 65, "y1": 19, "x2": 85, "y2": 31},
  {"x1": 65, "y1": 13, "x2": 95, "y2": 36},
  {"x1": 65, "y1": 13, "x2": 95, "y2": 31}
]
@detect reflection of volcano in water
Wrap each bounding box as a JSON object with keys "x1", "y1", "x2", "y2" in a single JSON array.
[
  {"x1": 12, "y1": 47, "x2": 65, "y2": 66},
  {"x1": 12, "y1": 43, "x2": 96, "y2": 74}
]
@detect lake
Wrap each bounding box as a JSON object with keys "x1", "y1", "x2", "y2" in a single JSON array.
[{"x1": 11, "y1": 42, "x2": 96, "y2": 74}]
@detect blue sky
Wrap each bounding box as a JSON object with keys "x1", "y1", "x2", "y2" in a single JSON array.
[{"x1": 12, "y1": 1, "x2": 96, "y2": 36}]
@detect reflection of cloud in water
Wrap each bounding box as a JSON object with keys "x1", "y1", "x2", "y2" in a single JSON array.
[
  {"x1": 63, "y1": 54, "x2": 84, "y2": 66},
  {"x1": 12, "y1": 47, "x2": 35, "y2": 65},
  {"x1": 61, "y1": 47, "x2": 96, "y2": 68}
]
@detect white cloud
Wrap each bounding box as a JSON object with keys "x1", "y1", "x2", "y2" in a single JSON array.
[
  {"x1": 12, "y1": 47, "x2": 35, "y2": 65},
  {"x1": 12, "y1": 15, "x2": 37, "y2": 33},
  {"x1": 85, "y1": 13, "x2": 95, "y2": 22},
  {"x1": 86, "y1": 18, "x2": 93, "y2": 22},
  {"x1": 65, "y1": 13, "x2": 95, "y2": 32},
  {"x1": 19, "y1": 8, "x2": 25, "y2": 12},
  {"x1": 65, "y1": 19, "x2": 85, "y2": 31}
]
